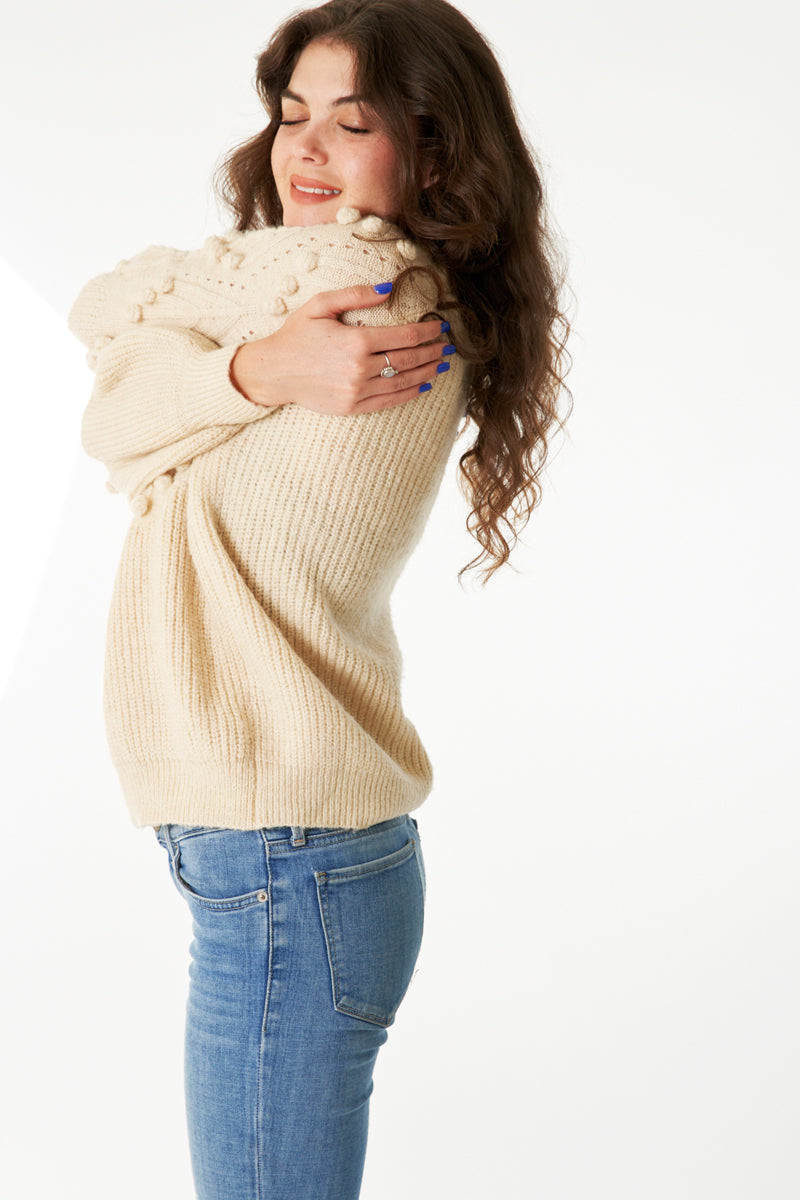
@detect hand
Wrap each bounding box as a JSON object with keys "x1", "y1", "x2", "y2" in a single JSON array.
[{"x1": 229, "y1": 284, "x2": 454, "y2": 414}]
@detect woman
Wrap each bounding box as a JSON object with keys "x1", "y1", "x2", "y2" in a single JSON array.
[{"x1": 67, "y1": 1, "x2": 571, "y2": 1197}]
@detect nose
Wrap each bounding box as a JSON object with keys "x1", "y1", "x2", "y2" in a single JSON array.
[{"x1": 293, "y1": 121, "x2": 329, "y2": 164}]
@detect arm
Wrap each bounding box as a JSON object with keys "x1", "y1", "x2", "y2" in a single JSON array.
[
  {"x1": 66, "y1": 236, "x2": 247, "y2": 353},
  {"x1": 69, "y1": 238, "x2": 283, "y2": 501},
  {"x1": 81, "y1": 325, "x2": 280, "y2": 501}
]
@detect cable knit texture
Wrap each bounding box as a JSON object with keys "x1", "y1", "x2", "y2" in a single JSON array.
[{"x1": 68, "y1": 210, "x2": 468, "y2": 830}]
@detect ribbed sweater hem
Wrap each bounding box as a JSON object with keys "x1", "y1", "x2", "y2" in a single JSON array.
[{"x1": 115, "y1": 757, "x2": 431, "y2": 832}]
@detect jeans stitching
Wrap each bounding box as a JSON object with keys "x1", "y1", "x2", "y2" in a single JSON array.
[
  {"x1": 255, "y1": 831, "x2": 273, "y2": 1200},
  {"x1": 317, "y1": 836, "x2": 416, "y2": 882}
]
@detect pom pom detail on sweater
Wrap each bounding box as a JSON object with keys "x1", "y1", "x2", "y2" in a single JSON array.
[
  {"x1": 396, "y1": 239, "x2": 418, "y2": 260},
  {"x1": 152, "y1": 472, "x2": 174, "y2": 494}
]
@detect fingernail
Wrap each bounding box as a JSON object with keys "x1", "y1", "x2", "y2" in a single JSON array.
[
  {"x1": 436, "y1": 361, "x2": 450, "y2": 374},
  {"x1": 442, "y1": 344, "x2": 456, "y2": 355},
  {"x1": 440, "y1": 321, "x2": 450, "y2": 333},
  {"x1": 419, "y1": 382, "x2": 432, "y2": 393},
  {"x1": 374, "y1": 281, "x2": 393, "y2": 294}
]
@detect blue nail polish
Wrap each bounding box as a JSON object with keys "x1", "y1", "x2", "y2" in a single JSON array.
[
  {"x1": 440, "y1": 321, "x2": 450, "y2": 334},
  {"x1": 443, "y1": 344, "x2": 456, "y2": 355},
  {"x1": 373, "y1": 281, "x2": 393, "y2": 294},
  {"x1": 436, "y1": 361, "x2": 450, "y2": 374},
  {"x1": 418, "y1": 382, "x2": 432, "y2": 393}
]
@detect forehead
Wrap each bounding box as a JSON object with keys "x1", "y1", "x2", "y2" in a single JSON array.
[{"x1": 287, "y1": 40, "x2": 357, "y2": 96}]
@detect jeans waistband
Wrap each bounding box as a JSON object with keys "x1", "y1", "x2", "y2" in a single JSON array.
[{"x1": 156, "y1": 813, "x2": 412, "y2": 848}]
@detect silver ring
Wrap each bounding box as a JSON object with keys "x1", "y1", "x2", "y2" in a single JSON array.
[{"x1": 380, "y1": 353, "x2": 398, "y2": 378}]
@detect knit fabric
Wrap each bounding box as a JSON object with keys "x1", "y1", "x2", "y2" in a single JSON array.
[{"x1": 68, "y1": 207, "x2": 469, "y2": 830}]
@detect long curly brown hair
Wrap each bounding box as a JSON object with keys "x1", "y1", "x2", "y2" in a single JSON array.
[{"x1": 213, "y1": 0, "x2": 573, "y2": 586}]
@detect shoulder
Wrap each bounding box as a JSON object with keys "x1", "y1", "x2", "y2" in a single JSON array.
[
  {"x1": 228, "y1": 209, "x2": 434, "y2": 284},
  {"x1": 226, "y1": 208, "x2": 449, "y2": 322}
]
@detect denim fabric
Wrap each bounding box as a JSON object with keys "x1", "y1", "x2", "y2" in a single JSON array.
[{"x1": 154, "y1": 813, "x2": 426, "y2": 1200}]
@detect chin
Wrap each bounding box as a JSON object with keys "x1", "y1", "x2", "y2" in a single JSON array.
[
  {"x1": 282, "y1": 206, "x2": 336, "y2": 227},
  {"x1": 286, "y1": 210, "x2": 334, "y2": 227}
]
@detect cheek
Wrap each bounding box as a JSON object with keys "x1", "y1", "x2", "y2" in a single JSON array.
[
  {"x1": 270, "y1": 137, "x2": 283, "y2": 178},
  {"x1": 364, "y1": 144, "x2": 402, "y2": 201},
  {"x1": 271, "y1": 130, "x2": 294, "y2": 185}
]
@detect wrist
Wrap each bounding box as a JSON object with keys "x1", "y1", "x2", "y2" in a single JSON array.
[
  {"x1": 229, "y1": 344, "x2": 258, "y2": 404},
  {"x1": 229, "y1": 341, "x2": 282, "y2": 407}
]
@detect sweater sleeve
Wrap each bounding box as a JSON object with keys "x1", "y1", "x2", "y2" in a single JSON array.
[
  {"x1": 80, "y1": 326, "x2": 276, "y2": 501},
  {"x1": 68, "y1": 239, "x2": 281, "y2": 502},
  {"x1": 66, "y1": 239, "x2": 246, "y2": 352}
]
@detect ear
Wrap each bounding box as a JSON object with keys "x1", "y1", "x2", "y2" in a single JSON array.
[{"x1": 421, "y1": 163, "x2": 439, "y2": 189}]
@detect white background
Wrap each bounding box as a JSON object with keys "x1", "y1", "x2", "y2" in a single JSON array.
[{"x1": 1, "y1": 2, "x2": 798, "y2": 1197}]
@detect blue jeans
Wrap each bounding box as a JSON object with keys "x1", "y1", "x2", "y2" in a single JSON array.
[{"x1": 154, "y1": 813, "x2": 426, "y2": 1200}]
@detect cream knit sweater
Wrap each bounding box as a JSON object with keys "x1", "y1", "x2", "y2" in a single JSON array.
[{"x1": 68, "y1": 207, "x2": 469, "y2": 830}]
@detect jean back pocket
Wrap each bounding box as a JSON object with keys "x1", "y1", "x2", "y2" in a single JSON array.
[{"x1": 314, "y1": 836, "x2": 425, "y2": 1028}]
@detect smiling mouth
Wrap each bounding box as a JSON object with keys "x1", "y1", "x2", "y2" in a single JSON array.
[{"x1": 292, "y1": 183, "x2": 342, "y2": 196}]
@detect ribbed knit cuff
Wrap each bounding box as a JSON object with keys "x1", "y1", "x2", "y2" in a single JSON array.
[{"x1": 180, "y1": 338, "x2": 280, "y2": 426}]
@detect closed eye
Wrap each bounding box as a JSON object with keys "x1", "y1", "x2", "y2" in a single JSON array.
[{"x1": 278, "y1": 119, "x2": 370, "y2": 135}]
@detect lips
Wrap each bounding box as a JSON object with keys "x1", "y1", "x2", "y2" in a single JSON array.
[{"x1": 290, "y1": 175, "x2": 343, "y2": 202}]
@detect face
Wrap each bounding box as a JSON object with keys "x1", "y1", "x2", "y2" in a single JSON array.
[{"x1": 271, "y1": 39, "x2": 402, "y2": 227}]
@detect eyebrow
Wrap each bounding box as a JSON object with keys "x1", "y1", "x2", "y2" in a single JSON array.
[{"x1": 280, "y1": 88, "x2": 364, "y2": 108}]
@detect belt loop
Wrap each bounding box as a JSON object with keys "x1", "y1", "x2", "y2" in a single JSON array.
[
  {"x1": 290, "y1": 826, "x2": 307, "y2": 847},
  {"x1": 161, "y1": 823, "x2": 177, "y2": 862}
]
